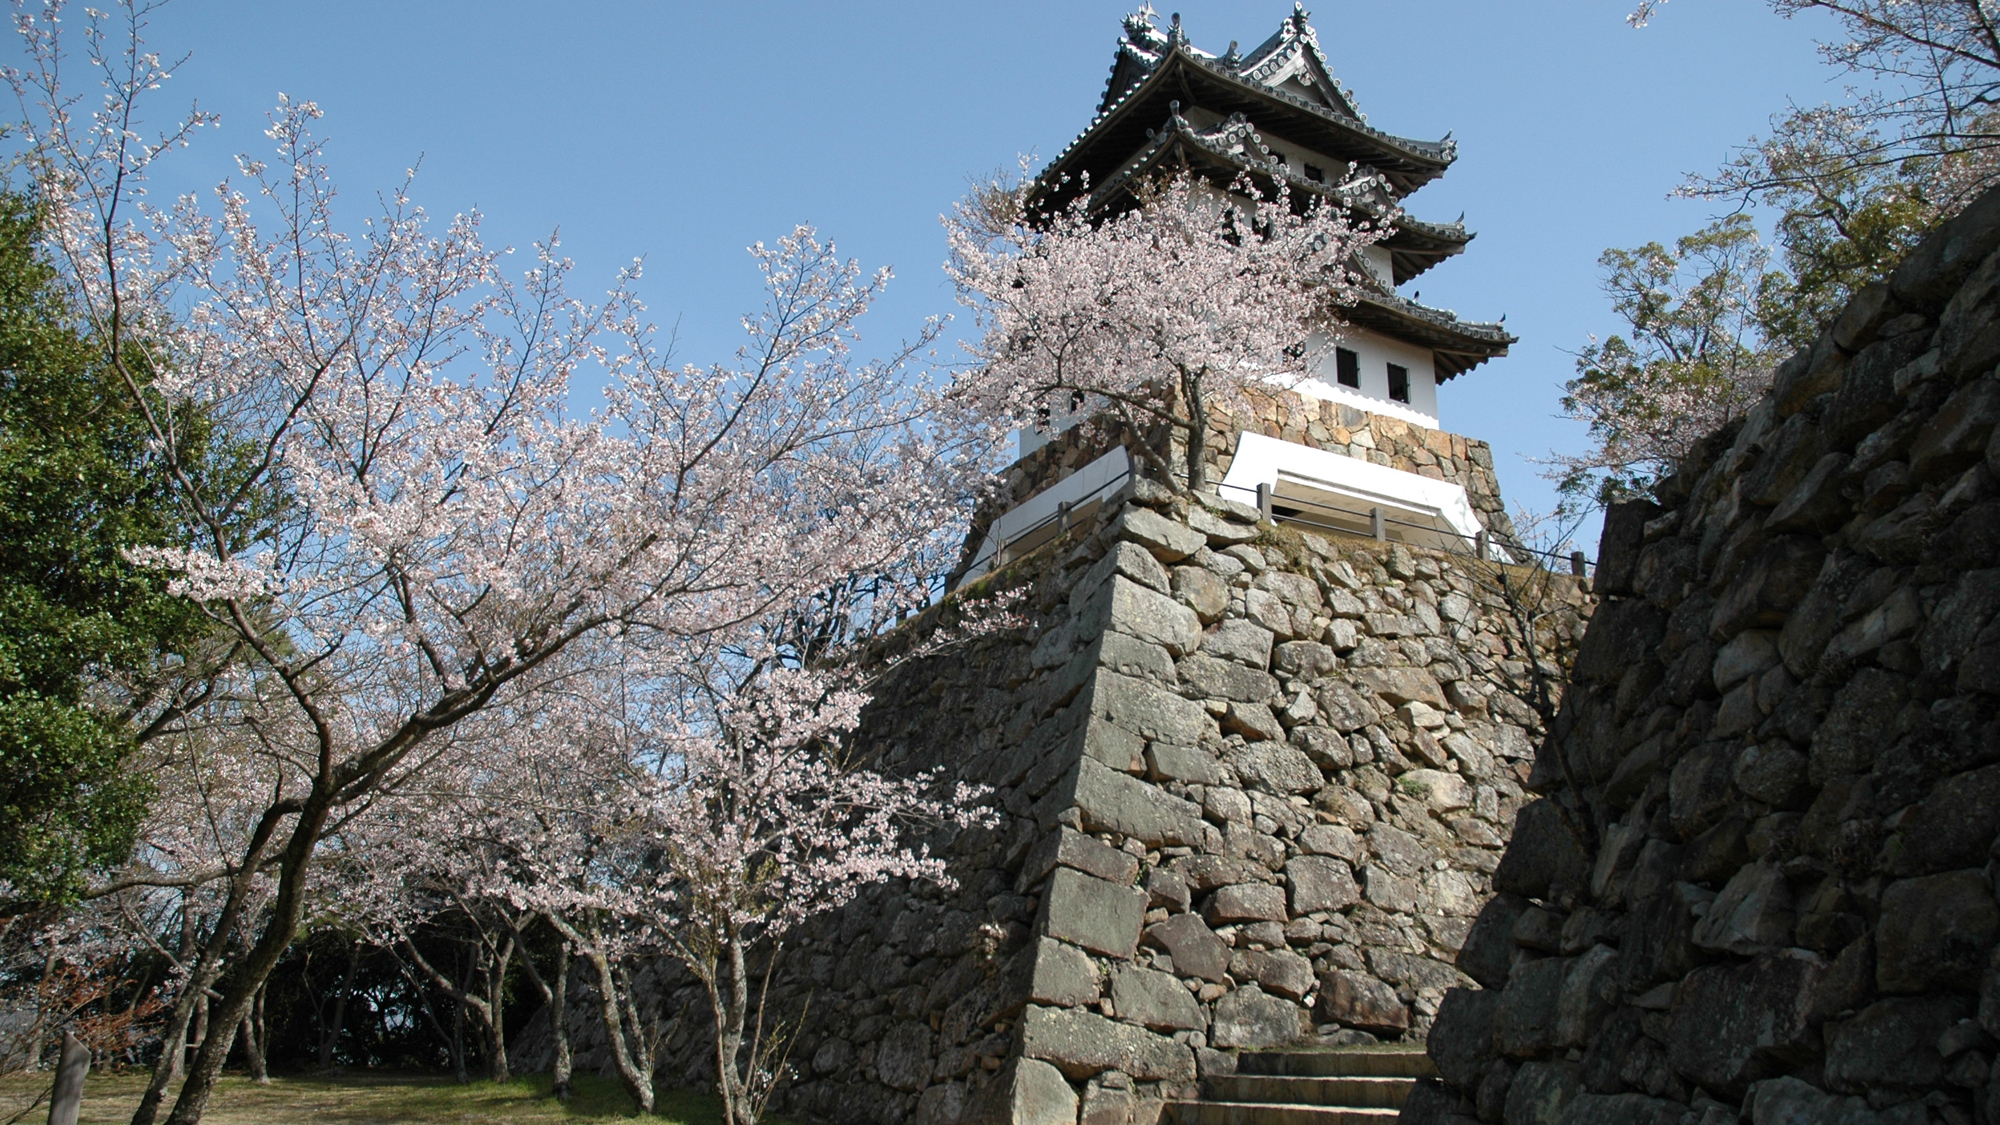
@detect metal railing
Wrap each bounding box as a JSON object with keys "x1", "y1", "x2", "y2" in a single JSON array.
[
  {"x1": 959, "y1": 465, "x2": 1136, "y2": 583},
  {"x1": 950, "y1": 467, "x2": 1591, "y2": 592},
  {"x1": 1218, "y1": 480, "x2": 1592, "y2": 577}
]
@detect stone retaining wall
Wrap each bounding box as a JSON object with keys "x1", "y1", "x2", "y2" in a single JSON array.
[
  {"x1": 1411, "y1": 187, "x2": 2000, "y2": 1125},
  {"x1": 963, "y1": 394, "x2": 1518, "y2": 583},
  {"x1": 579, "y1": 481, "x2": 1586, "y2": 1124}
]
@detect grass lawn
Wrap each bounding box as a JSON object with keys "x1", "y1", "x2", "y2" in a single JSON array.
[{"x1": 0, "y1": 1070, "x2": 773, "y2": 1124}]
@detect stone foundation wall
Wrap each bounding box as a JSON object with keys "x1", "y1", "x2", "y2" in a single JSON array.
[
  {"x1": 1412, "y1": 187, "x2": 2000, "y2": 1125},
  {"x1": 963, "y1": 393, "x2": 1518, "y2": 582},
  {"x1": 534, "y1": 478, "x2": 1582, "y2": 1124}
]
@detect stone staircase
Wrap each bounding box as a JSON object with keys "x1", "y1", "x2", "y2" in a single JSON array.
[{"x1": 1163, "y1": 1045, "x2": 1435, "y2": 1124}]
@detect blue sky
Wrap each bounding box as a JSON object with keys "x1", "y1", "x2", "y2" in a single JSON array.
[{"x1": 74, "y1": 0, "x2": 1840, "y2": 531}]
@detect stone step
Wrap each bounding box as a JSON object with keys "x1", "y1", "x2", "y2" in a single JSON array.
[
  {"x1": 1235, "y1": 1048, "x2": 1438, "y2": 1079},
  {"x1": 1203, "y1": 1075, "x2": 1417, "y2": 1109},
  {"x1": 1162, "y1": 1102, "x2": 1403, "y2": 1125}
]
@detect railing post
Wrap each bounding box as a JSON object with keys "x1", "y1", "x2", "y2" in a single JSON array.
[
  {"x1": 1058, "y1": 501, "x2": 1073, "y2": 532},
  {"x1": 1475, "y1": 529, "x2": 1488, "y2": 562},
  {"x1": 1255, "y1": 483, "x2": 1273, "y2": 523},
  {"x1": 1370, "y1": 507, "x2": 1385, "y2": 541},
  {"x1": 1570, "y1": 550, "x2": 1587, "y2": 577}
]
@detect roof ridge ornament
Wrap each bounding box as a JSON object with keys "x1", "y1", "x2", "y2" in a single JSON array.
[
  {"x1": 1221, "y1": 39, "x2": 1241, "y2": 68},
  {"x1": 1290, "y1": 2, "x2": 1311, "y2": 33},
  {"x1": 1168, "y1": 12, "x2": 1189, "y2": 47}
]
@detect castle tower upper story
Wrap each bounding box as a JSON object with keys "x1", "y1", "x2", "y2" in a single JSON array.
[{"x1": 1034, "y1": 4, "x2": 1514, "y2": 431}]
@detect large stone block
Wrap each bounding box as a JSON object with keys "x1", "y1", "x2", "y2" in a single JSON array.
[
  {"x1": 961, "y1": 1057, "x2": 1078, "y2": 1125},
  {"x1": 1113, "y1": 507, "x2": 1205, "y2": 562},
  {"x1": 1666, "y1": 951, "x2": 1824, "y2": 1098},
  {"x1": 1893, "y1": 762, "x2": 2000, "y2": 875},
  {"x1": 1355, "y1": 665, "x2": 1446, "y2": 708},
  {"x1": 1065, "y1": 758, "x2": 1205, "y2": 847},
  {"x1": 1890, "y1": 184, "x2": 2000, "y2": 304},
  {"x1": 1709, "y1": 537, "x2": 1825, "y2": 642},
  {"x1": 1090, "y1": 670, "x2": 1212, "y2": 748},
  {"x1": 1594, "y1": 500, "x2": 1660, "y2": 598},
  {"x1": 1573, "y1": 599, "x2": 1667, "y2": 684},
  {"x1": 1491, "y1": 800, "x2": 1590, "y2": 900},
  {"x1": 1316, "y1": 970, "x2": 1409, "y2": 1034},
  {"x1": 1503, "y1": 1060, "x2": 1579, "y2": 1125},
  {"x1": 1313, "y1": 680, "x2": 1379, "y2": 732},
  {"x1": 1041, "y1": 867, "x2": 1146, "y2": 960},
  {"x1": 877, "y1": 1022, "x2": 935, "y2": 1091},
  {"x1": 1691, "y1": 861, "x2": 1795, "y2": 955},
  {"x1": 1458, "y1": 892, "x2": 1530, "y2": 989},
  {"x1": 1232, "y1": 948, "x2": 1314, "y2": 1001},
  {"x1": 1201, "y1": 618, "x2": 1276, "y2": 668},
  {"x1": 1875, "y1": 868, "x2": 2000, "y2": 993},
  {"x1": 1428, "y1": 987, "x2": 1500, "y2": 1089},
  {"x1": 1285, "y1": 855, "x2": 1359, "y2": 915},
  {"x1": 1109, "y1": 965, "x2": 1205, "y2": 1031},
  {"x1": 1912, "y1": 372, "x2": 2000, "y2": 476},
  {"x1": 1824, "y1": 996, "x2": 1967, "y2": 1093},
  {"x1": 1019, "y1": 1004, "x2": 1195, "y2": 1082},
  {"x1": 1144, "y1": 913, "x2": 1229, "y2": 984},
  {"x1": 1102, "y1": 575, "x2": 1202, "y2": 657},
  {"x1": 1175, "y1": 653, "x2": 1278, "y2": 703},
  {"x1": 1552, "y1": 944, "x2": 1619, "y2": 1048},
  {"x1": 1553, "y1": 1093, "x2": 1686, "y2": 1125},
  {"x1": 1018, "y1": 826, "x2": 1141, "y2": 893},
  {"x1": 1205, "y1": 882, "x2": 1287, "y2": 924},
  {"x1": 1025, "y1": 937, "x2": 1101, "y2": 1008},
  {"x1": 1211, "y1": 984, "x2": 1306, "y2": 1048},
  {"x1": 1493, "y1": 956, "x2": 1568, "y2": 1058},
  {"x1": 1228, "y1": 741, "x2": 1320, "y2": 794},
  {"x1": 1172, "y1": 565, "x2": 1228, "y2": 623},
  {"x1": 1741, "y1": 1076, "x2": 1881, "y2": 1125}
]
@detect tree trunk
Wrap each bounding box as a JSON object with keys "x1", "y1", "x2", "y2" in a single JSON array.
[
  {"x1": 484, "y1": 937, "x2": 512, "y2": 1082},
  {"x1": 449, "y1": 993, "x2": 469, "y2": 1085},
  {"x1": 715, "y1": 936, "x2": 752, "y2": 1125},
  {"x1": 318, "y1": 938, "x2": 360, "y2": 1071},
  {"x1": 548, "y1": 945, "x2": 572, "y2": 1102},
  {"x1": 580, "y1": 945, "x2": 652, "y2": 1114},
  {"x1": 1182, "y1": 368, "x2": 1210, "y2": 492},
  {"x1": 159, "y1": 795, "x2": 337, "y2": 1125},
  {"x1": 238, "y1": 983, "x2": 268, "y2": 1085}
]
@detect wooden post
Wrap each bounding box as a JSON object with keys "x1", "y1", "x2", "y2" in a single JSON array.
[
  {"x1": 1255, "y1": 483, "x2": 1273, "y2": 523},
  {"x1": 1058, "y1": 501, "x2": 1072, "y2": 532},
  {"x1": 1474, "y1": 529, "x2": 1488, "y2": 562},
  {"x1": 1570, "y1": 551, "x2": 1587, "y2": 577},
  {"x1": 1370, "y1": 507, "x2": 1385, "y2": 541},
  {"x1": 48, "y1": 1031, "x2": 88, "y2": 1125}
]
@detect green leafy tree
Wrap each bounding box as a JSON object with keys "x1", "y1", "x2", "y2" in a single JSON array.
[
  {"x1": 1552, "y1": 216, "x2": 1783, "y2": 513},
  {"x1": 0, "y1": 193, "x2": 241, "y2": 907}
]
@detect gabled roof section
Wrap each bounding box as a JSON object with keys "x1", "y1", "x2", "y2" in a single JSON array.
[
  {"x1": 1062, "y1": 110, "x2": 1473, "y2": 286},
  {"x1": 1237, "y1": 4, "x2": 1359, "y2": 119},
  {"x1": 1058, "y1": 9, "x2": 1454, "y2": 200}
]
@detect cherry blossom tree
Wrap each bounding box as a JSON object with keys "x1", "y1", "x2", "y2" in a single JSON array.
[
  {"x1": 945, "y1": 169, "x2": 1386, "y2": 491},
  {"x1": 6, "y1": 5, "x2": 976, "y2": 1123}
]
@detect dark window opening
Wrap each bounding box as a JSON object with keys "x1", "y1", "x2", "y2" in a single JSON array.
[
  {"x1": 1387, "y1": 363, "x2": 1410, "y2": 403},
  {"x1": 1303, "y1": 163, "x2": 1325, "y2": 182},
  {"x1": 1335, "y1": 348, "x2": 1359, "y2": 388}
]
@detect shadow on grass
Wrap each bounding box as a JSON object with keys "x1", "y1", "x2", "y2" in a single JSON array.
[{"x1": 4, "y1": 1069, "x2": 792, "y2": 1124}]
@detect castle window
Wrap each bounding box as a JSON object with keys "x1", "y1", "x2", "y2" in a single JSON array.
[
  {"x1": 1335, "y1": 347, "x2": 1359, "y2": 388},
  {"x1": 1303, "y1": 163, "x2": 1325, "y2": 182},
  {"x1": 1387, "y1": 363, "x2": 1410, "y2": 403}
]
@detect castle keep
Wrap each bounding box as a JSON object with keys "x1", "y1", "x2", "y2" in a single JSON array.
[{"x1": 529, "y1": 10, "x2": 1579, "y2": 1123}]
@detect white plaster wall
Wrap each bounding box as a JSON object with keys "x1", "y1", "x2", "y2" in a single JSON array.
[{"x1": 1295, "y1": 324, "x2": 1440, "y2": 426}]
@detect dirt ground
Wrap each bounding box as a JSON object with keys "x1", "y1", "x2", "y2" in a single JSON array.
[{"x1": 0, "y1": 1071, "x2": 745, "y2": 1124}]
